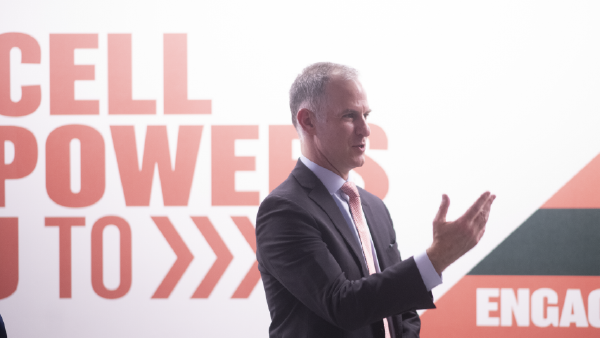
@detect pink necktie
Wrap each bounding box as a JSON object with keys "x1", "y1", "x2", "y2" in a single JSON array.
[{"x1": 341, "y1": 181, "x2": 391, "y2": 338}]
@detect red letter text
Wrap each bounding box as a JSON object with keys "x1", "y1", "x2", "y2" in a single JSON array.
[
  {"x1": 164, "y1": 34, "x2": 210, "y2": 115},
  {"x1": 46, "y1": 125, "x2": 105, "y2": 207},
  {"x1": 111, "y1": 125, "x2": 202, "y2": 206},
  {"x1": 0, "y1": 126, "x2": 37, "y2": 207},
  {"x1": 212, "y1": 125, "x2": 259, "y2": 206},
  {"x1": 0, "y1": 33, "x2": 41, "y2": 117},
  {"x1": 45, "y1": 217, "x2": 85, "y2": 298},
  {"x1": 50, "y1": 34, "x2": 98, "y2": 115}
]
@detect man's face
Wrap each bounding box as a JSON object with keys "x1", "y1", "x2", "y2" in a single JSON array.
[{"x1": 313, "y1": 77, "x2": 371, "y2": 175}]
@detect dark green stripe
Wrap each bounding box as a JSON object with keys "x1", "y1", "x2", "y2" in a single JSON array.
[{"x1": 468, "y1": 209, "x2": 600, "y2": 276}]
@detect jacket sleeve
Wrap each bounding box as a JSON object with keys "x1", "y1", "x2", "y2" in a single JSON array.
[{"x1": 256, "y1": 194, "x2": 435, "y2": 331}]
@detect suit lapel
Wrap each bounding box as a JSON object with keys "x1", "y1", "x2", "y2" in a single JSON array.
[
  {"x1": 361, "y1": 194, "x2": 390, "y2": 270},
  {"x1": 292, "y1": 161, "x2": 369, "y2": 276},
  {"x1": 308, "y1": 188, "x2": 370, "y2": 276}
]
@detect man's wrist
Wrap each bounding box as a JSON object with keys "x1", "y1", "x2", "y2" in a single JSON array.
[
  {"x1": 426, "y1": 247, "x2": 447, "y2": 276},
  {"x1": 414, "y1": 251, "x2": 443, "y2": 291}
]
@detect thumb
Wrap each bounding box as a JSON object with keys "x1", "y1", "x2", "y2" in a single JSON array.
[{"x1": 434, "y1": 194, "x2": 450, "y2": 224}]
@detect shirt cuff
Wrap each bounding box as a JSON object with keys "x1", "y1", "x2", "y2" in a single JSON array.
[{"x1": 414, "y1": 251, "x2": 443, "y2": 291}]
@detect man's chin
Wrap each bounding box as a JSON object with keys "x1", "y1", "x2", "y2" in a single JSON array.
[{"x1": 350, "y1": 157, "x2": 366, "y2": 169}]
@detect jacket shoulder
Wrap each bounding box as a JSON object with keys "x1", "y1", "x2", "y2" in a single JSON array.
[{"x1": 267, "y1": 173, "x2": 304, "y2": 200}]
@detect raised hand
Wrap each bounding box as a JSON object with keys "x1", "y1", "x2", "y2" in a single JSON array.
[{"x1": 425, "y1": 192, "x2": 496, "y2": 275}]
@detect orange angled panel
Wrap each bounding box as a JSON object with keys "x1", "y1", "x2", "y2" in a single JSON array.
[{"x1": 542, "y1": 153, "x2": 600, "y2": 209}]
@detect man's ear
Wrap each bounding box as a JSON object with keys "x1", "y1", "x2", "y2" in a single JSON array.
[{"x1": 297, "y1": 108, "x2": 317, "y2": 136}]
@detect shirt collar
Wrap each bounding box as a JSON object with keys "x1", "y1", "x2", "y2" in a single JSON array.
[{"x1": 300, "y1": 156, "x2": 348, "y2": 196}]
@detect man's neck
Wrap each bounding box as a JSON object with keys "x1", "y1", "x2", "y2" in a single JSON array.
[{"x1": 301, "y1": 147, "x2": 349, "y2": 180}]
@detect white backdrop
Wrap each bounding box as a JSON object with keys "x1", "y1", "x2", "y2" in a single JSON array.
[{"x1": 1, "y1": 1, "x2": 600, "y2": 337}]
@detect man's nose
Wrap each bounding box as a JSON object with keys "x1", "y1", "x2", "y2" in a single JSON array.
[{"x1": 356, "y1": 115, "x2": 370, "y2": 137}]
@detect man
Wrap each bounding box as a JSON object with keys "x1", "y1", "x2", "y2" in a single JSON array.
[
  {"x1": 0, "y1": 314, "x2": 6, "y2": 338},
  {"x1": 256, "y1": 62, "x2": 495, "y2": 337}
]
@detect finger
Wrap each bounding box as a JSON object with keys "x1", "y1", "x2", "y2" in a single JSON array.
[
  {"x1": 463, "y1": 191, "x2": 491, "y2": 221},
  {"x1": 482, "y1": 194, "x2": 496, "y2": 215},
  {"x1": 434, "y1": 194, "x2": 450, "y2": 224},
  {"x1": 474, "y1": 194, "x2": 496, "y2": 230},
  {"x1": 478, "y1": 194, "x2": 496, "y2": 220}
]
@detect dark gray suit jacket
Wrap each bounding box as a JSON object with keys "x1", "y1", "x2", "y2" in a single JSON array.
[
  {"x1": 256, "y1": 160, "x2": 435, "y2": 337},
  {"x1": 0, "y1": 314, "x2": 6, "y2": 338}
]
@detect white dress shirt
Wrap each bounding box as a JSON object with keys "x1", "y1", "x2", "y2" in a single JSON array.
[{"x1": 300, "y1": 156, "x2": 442, "y2": 291}]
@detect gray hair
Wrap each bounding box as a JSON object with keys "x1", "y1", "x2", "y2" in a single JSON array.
[{"x1": 289, "y1": 62, "x2": 358, "y2": 129}]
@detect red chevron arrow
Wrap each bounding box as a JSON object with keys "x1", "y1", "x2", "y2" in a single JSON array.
[
  {"x1": 151, "y1": 217, "x2": 194, "y2": 298},
  {"x1": 191, "y1": 216, "x2": 233, "y2": 298},
  {"x1": 231, "y1": 216, "x2": 261, "y2": 298}
]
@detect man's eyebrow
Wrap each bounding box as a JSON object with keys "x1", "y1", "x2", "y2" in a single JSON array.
[{"x1": 340, "y1": 109, "x2": 372, "y2": 115}]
